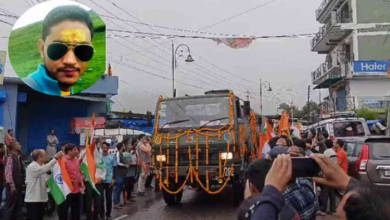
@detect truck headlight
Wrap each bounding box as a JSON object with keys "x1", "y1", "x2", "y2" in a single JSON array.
[
  {"x1": 156, "y1": 155, "x2": 166, "y2": 162},
  {"x1": 220, "y1": 152, "x2": 233, "y2": 160}
]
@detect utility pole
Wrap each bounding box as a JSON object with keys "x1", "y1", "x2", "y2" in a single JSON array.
[
  {"x1": 246, "y1": 91, "x2": 250, "y2": 101},
  {"x1": 260, "y1": 79, "x2": 263, "y2": 116},
  {"x1": 307, "y1": 85, "x2": 311, "y2": 122},
  {"x1": 387, "y1": 96, "x2": 390, "y2": 136},
  {"x1": 171, "y1": 41, "x2": 175, "y2": 97}
]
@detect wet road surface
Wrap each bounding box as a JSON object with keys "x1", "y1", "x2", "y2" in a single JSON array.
[{"x1": 46, "y1": 187, "x2": 336, "y2": 220}]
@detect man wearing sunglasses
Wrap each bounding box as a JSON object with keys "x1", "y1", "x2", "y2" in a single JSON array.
[{"x1": 23, "y1": 5, "x2": 95, "y2": 96}]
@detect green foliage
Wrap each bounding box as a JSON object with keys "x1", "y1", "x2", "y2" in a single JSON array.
[
  {"x1": 356, "y1": 109, "x2": 379, "y2": 120},
  {"x1": 278, "y1": 102, "x2": 320, "y2": 119},
  {"x1": 8, "y1": 11, "x2": 106, "y2": 94}
]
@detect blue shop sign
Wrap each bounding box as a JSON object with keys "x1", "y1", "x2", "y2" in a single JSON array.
[{"x1": 353, "y1": 61, "x2": 390, "y2": 76}]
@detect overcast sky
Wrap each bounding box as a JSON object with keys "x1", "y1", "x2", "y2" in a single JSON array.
[
  {"x1": 13, "y1": 0, "x2": 90, "y2": 30},
  {"x1": 0, "y1": 0, "x2": 327, "y2": 114}
]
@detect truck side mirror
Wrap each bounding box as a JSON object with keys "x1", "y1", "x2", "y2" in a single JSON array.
[{"x1": 243, "y1": 101, "x2": 251, "y2": 116}]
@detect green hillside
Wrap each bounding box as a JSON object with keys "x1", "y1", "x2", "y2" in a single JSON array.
[{"x1": 8, "y1": 11, "x2": 106, "y2": 94}]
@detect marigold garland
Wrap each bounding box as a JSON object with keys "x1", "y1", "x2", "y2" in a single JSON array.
[{"x1": 154, "y1": 92, "x2": 256, "y2": 195}]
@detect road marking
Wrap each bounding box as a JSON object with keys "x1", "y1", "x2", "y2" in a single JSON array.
[{"x1": 113, "y1": 215, "x2": 129, "y2": 220}]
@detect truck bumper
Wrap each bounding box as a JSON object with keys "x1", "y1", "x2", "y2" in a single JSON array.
[{"x1": 157, "y1": 163, "x2": 242, "y2": 179}]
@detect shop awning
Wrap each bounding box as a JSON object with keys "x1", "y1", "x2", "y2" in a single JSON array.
[
  {"x1": 313, "y1": 77, "x2": 343, "y2": 89},
  {"x1": 62, "y1": 95, "x2": 114, "y2": 103}
]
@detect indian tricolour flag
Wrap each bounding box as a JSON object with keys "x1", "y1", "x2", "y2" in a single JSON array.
[
  {"x1": 80, "y1": 137, "x2": 100, "y2": 194},
  {"x1": 292, "y1": 122, "x2": 302, "y2": 139},
  {"x1": 48, "y1": 157, "x2": 74, "y2": 205},
  {"x1": 79, "y1": 113, "x2": 100, "y2": 194},
  {"x1": 259, "y1": 118, "x2": 273, "y2": 159}
]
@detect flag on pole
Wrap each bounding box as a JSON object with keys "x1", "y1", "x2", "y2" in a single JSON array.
[
  {"x1": 47, "y1": 157, "x2": 74, "y2": 205},
  {"x1": 258, "y1": 118, "x2": 272, "y2": 158},
  {"x1": 278, "y1": 112, "x2": 291, "y2": 137},
  {"x1": 292, "y1": 122, "x2": 302, "y2": 139},
  {"x1": 79, "y1": 113, "x2": 100, "y2": 194}
]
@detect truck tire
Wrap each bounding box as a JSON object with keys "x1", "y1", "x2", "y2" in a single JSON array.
[
  {"x1": 162, "y1": 182, "x2": 183, "y2": 206},
  {"x1": 232, "y1": 180, "x2": 244, "y2": 207}
]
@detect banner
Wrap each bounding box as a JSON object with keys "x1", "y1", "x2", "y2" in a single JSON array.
[
  {"x1": 0, "y1": 51, "x2": 6, "y2": 85},
  {"x1": 212, "y1": 38, "x2": 255, "y2": 49}
]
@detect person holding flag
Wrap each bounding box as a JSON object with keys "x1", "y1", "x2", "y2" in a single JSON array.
[
  {"x1": 53, "y1": 143, "x2": 85, "y2": 220},
  {"x1": 79, "y1": 138, "x2": 106, "y2": 220},
  {"x1": 25, "y1": 149, "x2": 64, "y2": 220}
]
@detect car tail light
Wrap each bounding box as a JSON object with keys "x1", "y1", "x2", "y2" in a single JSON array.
[
  {"x1": 329, "y1": 136, "x2": 335, "y2": 141},
  {"x1": 357, "y1": 144, "x2": 369, "y2": 172}
]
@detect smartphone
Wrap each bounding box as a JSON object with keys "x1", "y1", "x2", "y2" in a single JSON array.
[{"x1": 291, "y1": 157, "x2": 320, "y2": 178}]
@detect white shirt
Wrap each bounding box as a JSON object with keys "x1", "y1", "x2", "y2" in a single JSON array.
[
  {"x1": 324, "y1": 148, "x2": 337, "y2": 163},
  {"x1": 25, "y1": 159, "x2": 57, "y2": 202}
]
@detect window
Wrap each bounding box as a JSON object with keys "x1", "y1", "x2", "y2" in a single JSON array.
[
  {"x1": 345, "y1": 142, "x2": 356, "y2": 157},
  {"x1": 333, "y1": 121, "x2": 365, "y2": 137},
  {"x1": 370, "y1": 142, "x2": 390, "y2": 160}
]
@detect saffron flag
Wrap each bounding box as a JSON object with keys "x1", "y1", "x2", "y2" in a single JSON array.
[
  {"x1": 48, "y1": 157, "x2": 74, "y2": 205},
  {"x1": 278, "y1": 112, "x2": 291, "y2": 137}
]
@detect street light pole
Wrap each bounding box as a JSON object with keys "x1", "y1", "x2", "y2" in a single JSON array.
[
  {"x1": 171, "y1": 43, "x2": 194, "y2": 98},
  {"x1": 172, "y1": 41, "x2": 175, "y2": 97},
  {"x1": 259, "y1": 79, "x2": 272, "y2": 117},
  {"x1": 260, "y1": 78, "x2": 263, "y2": 116}
]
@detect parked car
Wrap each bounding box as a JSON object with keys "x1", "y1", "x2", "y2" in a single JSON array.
[{"x1": 345, "y1": 137, "x2": 390, "y2": 187}]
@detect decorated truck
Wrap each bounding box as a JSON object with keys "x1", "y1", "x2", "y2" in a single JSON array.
[{"x1": 152, "y1": 90, "x2": 259, "y2": 206}]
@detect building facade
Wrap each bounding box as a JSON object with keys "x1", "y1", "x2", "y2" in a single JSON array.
[
  {"x1": 0, "y1": 75, "x2": 118, "y2": 154},
  {"x1": 311, "y1": 0, "x2": 390, "y2": 113}
]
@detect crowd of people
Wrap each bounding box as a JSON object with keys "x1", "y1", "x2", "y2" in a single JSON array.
[
  {"x1": 238, "y1": 131, "x2": 390, "y2": 220},
  {"x1": 0, "y1": 128, "x2": 154, "y2": 220}
]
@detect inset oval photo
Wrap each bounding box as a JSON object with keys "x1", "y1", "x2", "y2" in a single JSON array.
[{"x1": 8, "y1": 0, "x2": 106, "y2": 96}]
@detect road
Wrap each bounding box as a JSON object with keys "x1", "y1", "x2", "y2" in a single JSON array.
[{"x1": 47, "y1": 186, "x2": 336, "y2": 220}]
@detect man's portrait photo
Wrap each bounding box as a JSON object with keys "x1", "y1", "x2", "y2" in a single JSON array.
[{"x1": 8, "y1": 1, "x2": 106, "y2": 96}]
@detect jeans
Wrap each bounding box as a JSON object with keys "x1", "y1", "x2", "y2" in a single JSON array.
[
  {"x1": 125, "y1": 177, "x2": 135, "y2": 200},
  {"x1": 86, "y1": 182, "x2": 103, "y2": 220},
  {"x1": 3, "y1": 185, "x2": 23, "y2": 220},
  {"x1": 113, "y1": 177, "x2": 125, "y2": 205},
  {"x1": 101, "y1": 183, "x2": 113, "y2": 217},
  {"x1": 57, "y1": 193, "x2": 81, "y2": 220},
  {"x1": 25, "y1": 202, "x2": 45, "y2": 220}
]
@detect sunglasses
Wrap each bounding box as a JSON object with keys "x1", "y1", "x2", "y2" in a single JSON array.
[{"x1": 45, "y1": 42, "x2": 95, "y2": 62}]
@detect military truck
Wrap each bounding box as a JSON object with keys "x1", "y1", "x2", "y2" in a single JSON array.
[{"x1": 152, "y1": 90, "x2": 259, "y2": 206}]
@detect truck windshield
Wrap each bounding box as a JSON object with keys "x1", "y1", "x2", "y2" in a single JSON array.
[
  {"x1": 333, "y1": 121, "x2": 365, "y2": 137},
  {"x1": 157, "y1": 96, "x2": 231, "y2": 129}
]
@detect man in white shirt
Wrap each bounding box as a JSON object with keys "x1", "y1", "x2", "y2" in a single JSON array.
[
  {"x1": 25, "y1": 149, "x2": 63, "y2": 220},
  {"x1": 318, "y1": 139, "x2": 337, "y2": 216}
]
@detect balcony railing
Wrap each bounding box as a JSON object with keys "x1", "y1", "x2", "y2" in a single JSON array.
[
  {"x1": 315, "y1": 0, "x2": 331, "y2": 19},
  {"x1": 311, "y1": 11, "x2": 353, "y2": 50},
  {"x1": 312, "y1": 60, "x2": 333, "y2": 83}
]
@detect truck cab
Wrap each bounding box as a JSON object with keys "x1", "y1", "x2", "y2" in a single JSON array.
[{"x1": 152, "y1": 90, "x2": 257, "y2": 206}]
